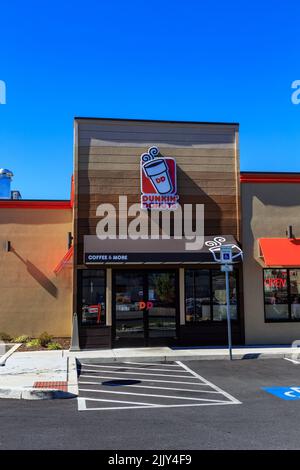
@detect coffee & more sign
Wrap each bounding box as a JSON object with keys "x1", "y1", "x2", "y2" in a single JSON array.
[{"x1": 140, "y1": 146, "x2": 179, "y2": 210}]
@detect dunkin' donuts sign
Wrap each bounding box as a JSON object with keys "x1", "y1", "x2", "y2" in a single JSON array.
[{"x1": 140, "y1": 146, "x2": 179, "y2": 210}]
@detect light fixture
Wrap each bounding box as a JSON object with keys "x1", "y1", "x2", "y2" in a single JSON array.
[
  {"x1": 67, "y1": 232, "x2": 73, "y2": 249},
  {"x1": 4, "y1": 240, "x2": 11, "y2": 252},
  {"x1": 287, "y1": 226, "x2": 294, "y2": 239}
]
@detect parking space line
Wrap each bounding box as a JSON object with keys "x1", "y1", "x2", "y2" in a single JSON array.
[
  {"x1": 80, "y1": 369, "x2": 193, "y2": 378},
  {"x1": 79, "y1": 396, "x2": 161, "y2": 406},
  {"x1": 124, "y1": 361, "x2": 182, "y2": 368},
  {"x1": 80, "y1": 374, "x2": 206, "y2": 385},
  {"x1": 176, "y1": 361, "x2": 241, "y2": 404},
  {"x1": 78, "y1": 388, "x2": 228, "y2": 403},
  {"x1": 79, "y1": 381, "x2": 221, "y2": 394},
  {"x1": 84, "y1": 406, "x2": 160, "y2": 411},
  {"x1": 79, "y1": 399, "x2": 236, "y2": 412},
  {"x1": 80, "y1": 363, "x2": 190, "y2": 373},
  {"x1": 77, "y1": 397, "x2": 87, "y2": 411},
  {"x1": 284, "y1": 358, "x2": 300, "y2": 365}
]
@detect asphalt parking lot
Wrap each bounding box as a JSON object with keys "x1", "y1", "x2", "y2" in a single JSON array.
[{"x1": 1, "y1": 358, "x2": 300, "y2": 449}]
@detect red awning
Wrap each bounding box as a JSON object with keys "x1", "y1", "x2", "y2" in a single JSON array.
[
  {"x1": 259, "y1": 238, "x2": 300, "y2": 267},
  {"x1": 54, "y1": 246, "x2": 73, "y2": 274}
]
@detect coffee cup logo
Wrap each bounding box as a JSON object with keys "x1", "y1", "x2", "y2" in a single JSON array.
[
  {"x1": 143, "y1": 158, "x2": 173, "y2": 194},
  {"x1": 140, "y1": 146, "x2": 179, "y2": 210}
]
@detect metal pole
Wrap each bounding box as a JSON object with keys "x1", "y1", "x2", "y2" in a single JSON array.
[{"x1": 225, "y1": 270, "x2": 233, "y2": 360}]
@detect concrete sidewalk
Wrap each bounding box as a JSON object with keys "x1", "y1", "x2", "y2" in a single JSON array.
[
  {"x1": 68, "y1": 345, "x2": 300, "y2": 363},
  {"x1": 0, "y1": 350, "x2": 78, "y2": 400}
]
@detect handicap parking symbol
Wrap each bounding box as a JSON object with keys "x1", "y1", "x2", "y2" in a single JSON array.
[{"x1": 263, "y1": 387, "x2": 300, "y2": 400}]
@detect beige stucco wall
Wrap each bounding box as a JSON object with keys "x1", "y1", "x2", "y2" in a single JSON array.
[
  {"x1": 242, "y1": 182, "x2": 300, "y2": 344},
  {"x1": 0, "y1": 207, "x2": 73, "y2": 338}
]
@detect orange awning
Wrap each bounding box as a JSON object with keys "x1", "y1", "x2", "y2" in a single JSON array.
[
  {"x1": 259, "y1": 238, "x2": 300, "y2": 267},
  {"x1": 54, "y1": 246, "x2": 73, "y2": 274}
]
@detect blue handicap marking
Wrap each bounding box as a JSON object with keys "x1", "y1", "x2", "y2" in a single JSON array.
[{"x1": 263, "y1": 386, "x2": 300, "y2": 400}]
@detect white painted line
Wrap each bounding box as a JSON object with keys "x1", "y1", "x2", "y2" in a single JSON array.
[
  {"x1": 80, "y1": 404, "x2": 161, "y2": 411},
  {"x1": 79, "y1": 396, "x2": 160, "y2": 406},
  {"x1": 77, "y1": 361, "x2": 240, "y2": 412},
  {"x1": 79, "y1": 400, "x2": 238, "y2": 411},
  {"x1": 78, "y1": 388, "x2": 228, "y2": 403},
  {"x1": 80, "y1": 369, "x2": 193, "y2": 378},
  {"x1": 79, "y1": 374, "x2": 207, "y2": 386},
  {"x1": 77, "y1": 397, "x2": 87, "y2": 411},
  {"x1": 124, "y1": 361, "x2": 182, "y2": 368},
  {"x1": 284, "y1": 357, "x2": 300, "y2": 365},
  {"x1": 80, "y1": 363, "x2": 190, "y2": 373},
  {"x1": 79, "y1": 381, "x2": 221, "y2": 394},
  {"x1": 176, "y1": 361, "x2": 241, "y2": 404}
]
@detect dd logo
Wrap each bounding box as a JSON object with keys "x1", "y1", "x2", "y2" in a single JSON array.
[
  {"x1": 138, "y1": 301, "x2": 154, "y2": 310},
  {"x1": 156, "y1": 176, "x2": 166, "y2": 184}
]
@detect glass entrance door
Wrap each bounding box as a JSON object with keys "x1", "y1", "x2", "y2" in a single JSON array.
[
  {"x1": 148, "y1": 272, "x2": 177, "y2": 342},
  {"x1": 113, "y1": 270, "x2": 178, "y2": 347},
  {"x1": 114, "y1": 272, "x2": 145, "y2": 347}
]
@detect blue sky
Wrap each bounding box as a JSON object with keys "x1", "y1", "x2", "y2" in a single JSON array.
[{"x1": 0, "y1": 1, "x2": 300, "y2": 199}]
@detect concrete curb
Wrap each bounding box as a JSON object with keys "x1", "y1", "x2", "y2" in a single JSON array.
[
  {"x1": 0, "y1": 386, "x2": 77, "y2": 400},
  {"x1": 67, "y1": 356, "x2": 79, "y2": 396},
  {"x1": 0, "y1": 343, "x2": 21, "y2": 366},
  {"x1": 78, "y1": 351, "x2": 297, "y2": 364}
]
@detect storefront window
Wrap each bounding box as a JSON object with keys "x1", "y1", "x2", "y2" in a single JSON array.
[
  {"x1": 264, "y1": 269, "x2": 300, "y2": 322},
  {"x1": 290, "y1": 270, "x2": 300, "y2": 320},
  {"x1": 263, "y1": 269, "x2": 289, "y2": 320},
  {"x1": 81, "y1": 270, "x2": 106, "y2": 326},
  {"x1": 185, "y1": 270, "x2": 211, "y2": 322},
  {"x1": 212, "y1": 270, "x2": 237, "y2": 321},
  {"x1": 185, "y1": 269, "x2": 238, "y2": 323}
]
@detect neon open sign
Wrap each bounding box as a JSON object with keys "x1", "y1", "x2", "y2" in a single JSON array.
[{"x1": 264, "y1": 278, "x2": 287, "y2": 288}]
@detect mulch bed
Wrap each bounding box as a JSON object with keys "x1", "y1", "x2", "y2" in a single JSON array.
[{"x1": 18, "y1": 337, "x2": 71, "y2": 352}]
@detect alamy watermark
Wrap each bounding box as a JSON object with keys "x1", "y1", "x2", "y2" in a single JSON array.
[
  {"x1": 0, "y1": 80, "x2": 6, "y2": 104},
  {"x1": 291, "y1": 80, "x2": 300, "y2": 105},
  {"x1": 95, "y1": 196, "x2": 205, "y2": 251}
]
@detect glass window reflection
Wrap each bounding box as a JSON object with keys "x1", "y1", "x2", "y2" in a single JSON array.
[
  {"x1": 81, "y1": 270, "x2": 106, "y2": 326},
  {"x1": 185, "y1": 269, "x2": 238, "y2": 323}
]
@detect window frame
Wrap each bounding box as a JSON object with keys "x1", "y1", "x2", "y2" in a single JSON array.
[
  {"x1": 263, "y1": 268, "x2": 300, "y2": 323},
  {"x1": 78, "y1": 269, "x2": 107, "y2": 328},
  {"x1": 184, "y1": 268, "x2": 239, "y2": 324}
]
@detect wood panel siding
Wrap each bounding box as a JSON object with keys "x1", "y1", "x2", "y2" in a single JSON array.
[
  {"x1": 74, "y1": 118, "x2": 240, "y2": 268},
  {"x1": 79, "y1": 147, "x2": 236, "y2": 157},
  {"x1": 78, "y1": 164, "x2": 235, "y2": 173}
]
